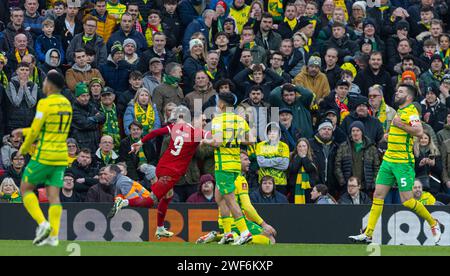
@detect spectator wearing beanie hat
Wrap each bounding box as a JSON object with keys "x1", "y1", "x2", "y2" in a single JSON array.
[
  {"x1": 89, "y1": 78, "x2": 104, "y2": 109},
  {"x1": 386, "y1": 20, "x2": 417, "y2": 63},
  {"x1": 294, "y1": 55, "x2": 331, "y2": 104},
  {"x1": 335, "y1": 120, "x2": 380, "y2": 193},
  {"x1": 183, "y1": 38, "x2": 206, "y2": 93},
  {"x1": 123, "y1": 38, "x2": 139, "y2": 65},
  {"x1": 340, "y1": 96, "x2": 384, "y2": 144},
  {"x1": 100, "y1": 42, "x2": 133, "y2": 94},
  {"x1": 186, "y1": 174, "x2": 216, "y2": 203},
  {"x1": 309, "y1": 118, "x2": 339, "y2": 195},
  {"x1": 421, "y1": 83, "x2": 448, "y2": 133},
  {"x1": 419, "y1": 54, "x2": 446, "y2": 95},
  {"x1": 357, "y1": 18, "x2": 385, "y2": 54},
  {"x1": 71, "y1": 82, "x2": 106, "y2": 153}
]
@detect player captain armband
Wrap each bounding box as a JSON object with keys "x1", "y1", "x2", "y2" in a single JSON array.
[
  {"x1": 35, "y1": 111, "x2": 44, "y2": 119},
  {"x1": 409, "y1": 115, "x2": 421, "y2": 126}
]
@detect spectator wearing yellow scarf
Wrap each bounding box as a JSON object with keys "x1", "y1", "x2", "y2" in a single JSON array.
[
  {"x1": 124, "y1": 88, "x2": 161, "y2": 136},
  {"x1": 288, "y1": 138, "x2": 318, "y2": 204}
]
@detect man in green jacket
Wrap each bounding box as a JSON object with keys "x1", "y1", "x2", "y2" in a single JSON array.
[{"x1": 269, "y1": 83, "x2": 314, "y2": 138}]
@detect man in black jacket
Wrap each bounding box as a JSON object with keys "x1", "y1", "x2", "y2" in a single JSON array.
[
  {"x1": 421, "y1": 83, "x2": 448, "y2": 133},
  {"x1": 340, "y1": 97, "x2": 385, "y2": 145},
  {"x1": 354, "y1": 51, "x2": 395, "y2": 106},
  {"x1": 67, "y1": 149, "x2": 100, "y2": 202},
  {"x1": 137, "y1": 32, "x2": 177, "y2": 74},
  {"x1": 321, "y1": 21, "x2": 358, "y2": 64},
  {"x1": 309, "y1": 119, "x2": 339, "y2": 196},
  {"x1": 119, "y1": 121, "x2": 158, "y2": 181},
  {"x1": 70, "y1": 82, "x2": 106, "y2": 153},
  {"x1": 276, "y1": 3, "x2": 300, "y2": 40},
  {"x1": 161, "y1": 0, "x2": 183, "y2": 51}
]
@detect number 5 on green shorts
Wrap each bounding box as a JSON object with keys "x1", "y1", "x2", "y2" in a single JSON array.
[{"x1": 375, "y1": 161, "x2": 415, "y2": 192}]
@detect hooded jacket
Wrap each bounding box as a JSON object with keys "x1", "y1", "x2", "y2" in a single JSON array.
[
  {"x1": 40, "y1": 48, "x2": 63, "y2": 75},
  {"x1": 1, "y1": 136, "x2": 18, "y2": 169},
  {"x1": 182, "y1": 55, "x2": 205, "y2": 93}
]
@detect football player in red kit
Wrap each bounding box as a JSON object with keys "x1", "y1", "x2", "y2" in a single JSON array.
[{"x1": 108, "y1": 106, "x2": 209, "y2": 238}]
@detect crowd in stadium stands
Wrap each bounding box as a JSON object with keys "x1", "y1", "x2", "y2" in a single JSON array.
[{"x1": 1, "y1": 0, "x2": 450, "y2": 206}]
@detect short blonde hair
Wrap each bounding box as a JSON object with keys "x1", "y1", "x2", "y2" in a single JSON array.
[{"x1": 0, "y1": 178, "x2": 20, "y2": 194}]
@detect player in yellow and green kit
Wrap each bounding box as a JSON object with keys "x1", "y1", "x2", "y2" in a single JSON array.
[
  {"x1": 349, "y1": 84, "x2": 442, "y2": 245},
  {"x1": 196, "y1": 151, "x2": 277, "y2": 245},
  {"x1": 202, "y1": 93, "x2": 255, "y2": 245},
  {"x1": 13, "y1": 70, "x2": 72, "y2": 247}
]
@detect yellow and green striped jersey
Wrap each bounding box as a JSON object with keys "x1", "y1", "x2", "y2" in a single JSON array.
[
  {"x1": 418, "y1": 191, "x2": 436, "y2": 206},
  {"x1": 20, "y1": 94, "x2": 73, "y2": 167},
  {"x1": 383, "y1": 104, "x2": 420, "y2": 164},
  {"x1": 107, "y1": 2, "x2": 127, "y2": 23},
  {"x1": 230, "y1": 5, "x2": 251, "y2": 34},
  {"x1": 256, "y1": 141, "x2": 290, "y2": 186},
  {"x1": 212, "y1": 112, "x2": 250, "y2": 173}
]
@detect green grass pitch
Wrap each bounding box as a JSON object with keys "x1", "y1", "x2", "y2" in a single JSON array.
[{"x1": 0, "y1": 240, "x2": 449, "y2": 256}]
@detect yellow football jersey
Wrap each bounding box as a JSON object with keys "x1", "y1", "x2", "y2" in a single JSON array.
[
  {"x1": 212, "y1": 112, "x2": 250, "y2": 173},
  {"x1": 383, "y1": 104, "x2": 420, "y2": 164},
  {"x1": 21, "y1": 94, "x2": 73, "y2": 166}
]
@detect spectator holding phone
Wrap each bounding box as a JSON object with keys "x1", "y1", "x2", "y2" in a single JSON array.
[{"x1": 414, "y1": 131, "x2": 444, "y2": 196}]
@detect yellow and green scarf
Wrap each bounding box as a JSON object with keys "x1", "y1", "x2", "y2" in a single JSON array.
[
  {"x1": 268, "y1": 0, "x2": 283, "y2": 22},
  {"x1": 243, "y1": 41, "x2": 256, "y2": 49},
  {"x1": 101, "y1": 151, "x2": 113, "y2": 165},
  {"x1": 100, "y1": 103, "x2": 121, "y2": 149},
  {"x1": 132, "y1": 137, "x2": 147, "y2": 166},
  {"x1": 440, "y1": 48, "x2": 450, "y2": 69},
  {"x1": 374, "y1": 99, "x2": 388, "y2": 132},
  {"x1": 284, "y1": 17, "x2": 297, "y2": 30},
  {"x1": 29, "y1": 67, "x2": 41, "y2": 88},
  {"x1": 145, "y1": 23, "x2": 163, "y2": 47},
  {"x1": 295, "y1": 166, "x2": 311, "y2": 204},
  {"x1": 134, "y1": 102, "x2": 155, "y2": 135},
  {"x1": 0, "y1": 70, "x2": 8, "y2": 89},
  {"x1": 15, "y1": 48, "x2": 29, "y2": 63},
  {"x1": 163, "y1": 74, "x2": 181, "y2": 87},
  {"x1": 205, "y1": 66, "x2": 217, "y2": 81}
]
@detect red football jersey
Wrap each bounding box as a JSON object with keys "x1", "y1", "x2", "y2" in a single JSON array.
[{"x1": 141, "y1": 123, "x2": 208, "y2": 177}]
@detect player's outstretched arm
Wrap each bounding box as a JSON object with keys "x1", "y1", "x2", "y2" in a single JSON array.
[{"x1": 130, "y1": 126, "x2": 171, "y2": 154}]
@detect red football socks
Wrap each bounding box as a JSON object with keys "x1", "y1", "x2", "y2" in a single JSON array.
[{"x1": 157, "y1": 197, "x2": 173, "y2": 227}]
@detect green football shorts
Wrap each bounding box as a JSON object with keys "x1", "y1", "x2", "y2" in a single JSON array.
[
  {"x1": 215, "y1": 170, "x2": 239, "y2": 195},
  {"x1": 375, "y1": 160, "x2": 415, "y2": 192},
  {"x1": 22, "y1": 160, "x2": 66, "y2": 188}
]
